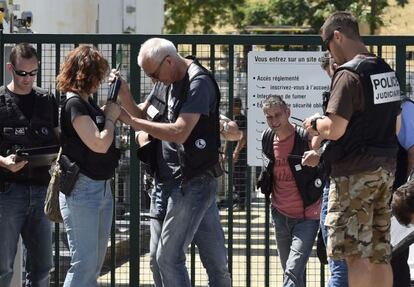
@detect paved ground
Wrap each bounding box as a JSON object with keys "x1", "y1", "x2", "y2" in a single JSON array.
[{"x1": 98, "y1": 194, "x2": 329, "y2": 286}]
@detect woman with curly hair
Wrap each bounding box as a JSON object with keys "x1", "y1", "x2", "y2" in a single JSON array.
[{"x1": 56, "y1": 45, "x2": 121, "y2": 286}]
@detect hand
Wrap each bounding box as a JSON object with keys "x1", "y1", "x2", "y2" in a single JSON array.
[
  {"x1": 103, "y1": 102, "x2": 121, "y2": 122},
  {"x1": 303, "y1": 113, "x2": 321, "y2": 137},
  {"x1": 108, "y1": 68, "x2": 121, "y2": 83},
  {"x1": 301, "y1": 150, "x2": 320, "y2": 167},
  {"x1": 118, "y1": 107, "x2": 133, "y2": 126},
  {"x1": 2, "y1": 154, "x2": 27, "y2": 173},
  {"x1": 311, "y1": 135, "x2": 323, "y2": 150}
]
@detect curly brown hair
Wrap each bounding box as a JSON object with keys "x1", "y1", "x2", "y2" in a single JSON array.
[{"x1": 56, "y1": 45, "x2": 109, "y2": 95}]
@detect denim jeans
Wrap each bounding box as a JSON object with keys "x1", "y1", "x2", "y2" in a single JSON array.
[
  {"x1": 272, "y1": 208, "x2": 319, "y2": 287},
  {"x1": 150, "y1": 173, "x2": 231, "y2": 287},
  {"x1": 59, "y1": 173, "x2": 113, "y2": 287},
  {"x1": 0, "y1": 183, "x2": 53, "y2": 287},
  {"x1": 320, "y1": 185, "x2": 348, "y2": 287}
]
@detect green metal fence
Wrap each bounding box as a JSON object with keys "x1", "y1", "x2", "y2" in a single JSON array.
[{"x1": 1, "y1": 33, "x2": 413, "y2": 287}]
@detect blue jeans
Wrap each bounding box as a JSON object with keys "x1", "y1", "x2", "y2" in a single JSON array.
[
  {"x1": 59, "y1": 174, "x2": 113, "y2": 287},
  {"x1": 150, "y1": 173, "x2": 231, "y2": 287},
  {"x1": 320, "y1": 185, "x2": 348, "y2": 287},
  {"x1": 272, "y1": 208, "x2": 319, "y2": 287},
  {"x1": 0, "y1": 183, "x2": 53, "y2": 287}
]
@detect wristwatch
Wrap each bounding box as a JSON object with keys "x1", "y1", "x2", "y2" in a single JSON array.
[{"x1": 311, "y1": 116, "x2": 324, "y2": 133}]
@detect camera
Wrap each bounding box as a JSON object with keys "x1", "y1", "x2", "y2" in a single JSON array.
[
  {"x1": 107, "y1": 76, "x2": 121, "y2": 102},
  {"x1": 21, "y1": 11, "x2": 32, "y2": 27}
]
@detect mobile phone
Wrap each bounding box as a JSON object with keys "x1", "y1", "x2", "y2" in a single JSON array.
[{"x1": 107, "y1": 63, "x2": 122, "y2": 102}]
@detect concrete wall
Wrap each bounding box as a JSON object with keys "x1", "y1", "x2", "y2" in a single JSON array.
[{"x1": 7, "y1": 0, "x2": 164, "y2": 34}]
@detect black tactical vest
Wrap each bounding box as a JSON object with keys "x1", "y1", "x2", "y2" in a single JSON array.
[
  {"x1": 259, "y1": 126, "x2": 324, "y2": 207},
  {"x1": 145, "y1": 57, "x2": 222, "y2": 181},
  {"x1": 60, "y1": 93, "x2": 120, "y2": 180},
  {"x1": 323, "y1": 56, "x2": 401, "y2": 164},
  {"x1": 0, "y1": 86, "x2": 58, "y2": 185}
]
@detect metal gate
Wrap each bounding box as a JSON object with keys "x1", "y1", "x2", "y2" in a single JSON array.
[{"x1": 1, "y1": 33, "x2": 413, "y2": 287}]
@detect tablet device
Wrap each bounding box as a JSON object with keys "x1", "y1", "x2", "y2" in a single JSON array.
[{"x1": 15, "y1": 145, "x2": 60, "y2": 167}]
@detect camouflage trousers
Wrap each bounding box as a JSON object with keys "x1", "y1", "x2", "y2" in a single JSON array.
[{"x1": 325, "y1": 167, "x2": 394, "y2": 264}]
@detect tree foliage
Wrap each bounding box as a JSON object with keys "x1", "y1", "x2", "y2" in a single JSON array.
[
  {"x1": 164, "y1": 0, "x2": 407, "y2": 34},
  {"x1": 239, "y1": 0, "x2": 405, "y2": 34},
  {"x1": 164, "y1": 0, "x2": 245, "y2": 33}
]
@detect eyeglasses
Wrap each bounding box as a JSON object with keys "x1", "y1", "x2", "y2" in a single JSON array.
[
  {"x1": 11, "y1": 65, "x2": 38, "y2": 77},
  {"x1": 146, "y1": 55, "x2": 169, "y2": 80},
  {"x1": 323, "y1": 27, "x2": 341, "y2": 51}
]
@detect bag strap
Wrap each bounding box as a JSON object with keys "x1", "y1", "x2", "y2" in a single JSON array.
[{"x1": 262, "y1": 128, "x2": 275, "y2": 161}]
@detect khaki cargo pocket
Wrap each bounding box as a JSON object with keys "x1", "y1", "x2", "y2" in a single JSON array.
[{"x1": 325, "y1": 212, "x2": 358, "y2": 258}]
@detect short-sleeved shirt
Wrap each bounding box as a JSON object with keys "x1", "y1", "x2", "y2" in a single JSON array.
[
  {"x1": 398, "y1": 100, "x2": 414, "y2": 151},
  {"x1": 326, "y1": 55, "x2": 396, "y2": 177},
  {"x1": 61, "y1": 93, "x2": 117, "y2": 180},
  {"x1": 156, "y1": 63, "x2": 217, "y2": 182},
  {"x1": 62, "y1": 95, "x2": 105, "y2": 140}
]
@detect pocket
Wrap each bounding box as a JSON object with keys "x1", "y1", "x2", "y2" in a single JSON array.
[{"x1": 325, "y1": 211, "x2": 358, "y2": 247}]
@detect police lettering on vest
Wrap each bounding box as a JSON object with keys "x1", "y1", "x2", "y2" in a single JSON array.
[{"x1": 371, "y1": 71, "x2": 400, "y2": 104}]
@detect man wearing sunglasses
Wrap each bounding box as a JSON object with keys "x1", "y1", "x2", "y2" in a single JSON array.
[
  {"x1": 0, "y1": 43, "x2": 59, "y2": 287},
  {"x1": 115, "y1": 37, "x2": 231, "y2": 287},
  {"x1": 303, "y1": 12, "x2": 401, "y2": 287}
]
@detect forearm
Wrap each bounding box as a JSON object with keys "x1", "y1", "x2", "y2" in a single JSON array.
[
  {"x1": 117, "y1": 83, "x2": 146, "y2": 118},
  {"x1": 127, "y1": 116, "x2": 188, "y2": 144},
  {"x1": 220, "y1": 121, "x2": 242, "y2": 141},
  {"x1": 314, "y1": 117, "x2": 335, "y2": 140},
  {"x1": 234, "y1": 135, "x2": 246, "y2": 154},
  {"x1": 94, "y1": 119, "x2": 116, "y2": 153},
  {"x1": 305, "y1": 113, "x2": 348, "y2": 141},
  {"x1": 122, "y1": 97, "x2": 146, "y2": 119},
  {"x1": 74, "y1": 117, "x2": 116, "y2": 154}
]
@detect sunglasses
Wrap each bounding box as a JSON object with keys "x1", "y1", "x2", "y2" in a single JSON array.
[
  {"x1": 11, "y1": 64, "x2": 38, "y2": 77},
  {"x1": 146, "y1": 55, "x2": 169, "y2": 80},
  {"x1": 323, "y1": 27, "x2": 341, "y2": 51}
]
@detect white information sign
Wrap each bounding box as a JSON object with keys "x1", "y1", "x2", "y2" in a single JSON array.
[{"x1": 247, "y1": 51, "x2": 330, "y2": 166}]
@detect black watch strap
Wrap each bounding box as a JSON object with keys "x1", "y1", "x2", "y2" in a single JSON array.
[
  {"x1": 311, "y1": 116, "x2": 324, "y2": 133},
  {"x1": 311, "y1": 117, "x2": 318, "y2": 132}
]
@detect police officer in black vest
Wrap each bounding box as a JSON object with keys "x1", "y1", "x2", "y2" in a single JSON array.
[
  {"x1": 115, "y1": 38, "x2": 231, "y2": 287},
  {"x1": 0, "y1": 43, "x2": 58, "y2": 287},
  {"x1": 303, "y1": 12, "x2": 401, "y2": 287}
]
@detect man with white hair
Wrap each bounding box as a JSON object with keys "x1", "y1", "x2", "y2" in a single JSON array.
[{"x1": 117, "y1": 37, "x2": 231, "y2": 287}]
